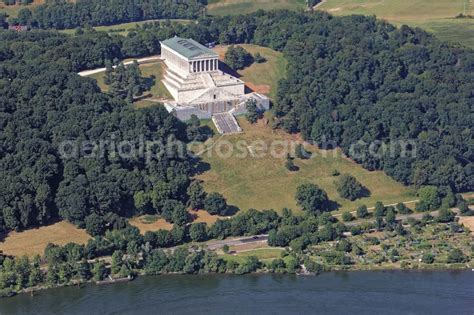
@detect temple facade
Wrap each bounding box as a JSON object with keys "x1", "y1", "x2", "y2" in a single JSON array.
[{"x1": 160, "y1": 36, "x2": 269, "y2": 132}]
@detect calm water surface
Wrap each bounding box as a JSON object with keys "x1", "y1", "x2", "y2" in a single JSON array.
[{"x1": 0, "y1": 270, "x2": 472, "y2": 315}]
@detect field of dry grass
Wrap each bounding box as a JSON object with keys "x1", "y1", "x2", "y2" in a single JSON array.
[
  {"x1": 0, "y1": 221, "x2": 90, "y2": 257},
  {"x1": 190, "y1": 210, "x2": 225, "y2": 225},
  {"x1": 459, "y1": 216, "x2": 474, "y2": 235},
  {"x1": 129, "y1": 215, "x2": 174, "y2": 234}
]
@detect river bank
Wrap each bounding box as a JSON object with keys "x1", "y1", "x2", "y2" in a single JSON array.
[
  {"x1": 8, "y1": 262, "x2": 473, "y2": 299},
  {"x1": 1, "y1": 271, "x2": 473, "y2": 314}
]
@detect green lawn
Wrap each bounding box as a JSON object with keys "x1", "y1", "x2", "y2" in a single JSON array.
[
  {"x1": 207, "y1": 0, "x2": 307, "y2": 16},
  {"x1": 86, "y1": 61, "x2": 171, "y2": 107},
  {"x1": 236, "y1": 248, "x2": 285, "y2": 259},
  {"x1": 193, "y1": 115, "x2": 415, "y2": 215},
  {"x1": 214, "y1": 44, "x2": 287, "y2": 101},
  {"x1": 316, "y1": 0, "x2": 474, "y2": 49}
]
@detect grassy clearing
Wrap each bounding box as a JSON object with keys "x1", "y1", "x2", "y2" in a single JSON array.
[
  {"x1": 0, "y1": 221, "x2": 90, "y2": 257},
  {"x1": 0, "y1": 0, "x2": 44, "y2": 18},
  {"x1": 60, "y1": 19, "x2": 193, "y2": 36},
  {"x1": 193, "y1": 115, "x2": 415, "y2": 215},
  {"x1": 129, "y1": 215, "x2": 174, "y2": 233},
  {"x1": 234, "y1": 248, "x2": 284, "y2": 260},
  {"x1": 86, "y1": 61, "x2": 171, "y2": 108},
  {"x1": 129, "y1": 211, "x2": 224, "y2": 234},
  {"x1": 190, "y1": 210, "x2": 224, "y2": 225},
  {"x1": 213, "y1": 44, "x2": 287, "y2": 101},
  {"x1": 316, "y1": 0, "x2": 474, "y2": 49},
  {"x1": 207, "y1": 0, "x2": 306, "y2": 16},
  {"x1": 138, "y1": 62, "x2": 172, "y2": 99}
]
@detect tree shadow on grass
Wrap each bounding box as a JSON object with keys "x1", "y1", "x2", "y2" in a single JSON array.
[
  {"x1": 218, "y1": 63, "x2": 241, "y2": 79},
  {"x1": 143, "y1": 75, "x2": 156, "y2": 91},
  {"x1": 359, "y1": 187, "x2": 371, "y2": 199},
  {"x1": 325, "y1": 200, "x2": 342, "y2": 212},
  {"x1": 225, "y1": 205, "x2": 240, "y2": 216},
  {"x1": 189, "y1": 159, "x2": 211, "y2": 176}
]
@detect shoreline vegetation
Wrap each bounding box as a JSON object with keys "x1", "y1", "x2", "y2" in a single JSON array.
[
  {"x1": 12, "y1": 263, "x2": 473, "y2": 299},
  {"x1": 1, "y1": 197, "x2": 472, "y2": 298}
]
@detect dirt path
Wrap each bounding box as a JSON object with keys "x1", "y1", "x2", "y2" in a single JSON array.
[{"x1": 77, "y1": 56, "x2": 162, "y2": 77}]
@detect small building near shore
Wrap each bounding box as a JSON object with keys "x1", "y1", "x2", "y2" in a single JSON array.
[{"x1": 160, "y1": 36, "x2": 269, "y2": 133}]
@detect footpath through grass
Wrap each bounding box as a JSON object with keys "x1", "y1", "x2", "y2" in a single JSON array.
[{"x1": 0, "y1": 221, "x2": 90, "y2": 257}]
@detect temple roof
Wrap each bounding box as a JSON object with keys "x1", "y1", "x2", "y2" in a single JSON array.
[{"x1": 161, "y1": 36, "x2": 218, "y2": 60}]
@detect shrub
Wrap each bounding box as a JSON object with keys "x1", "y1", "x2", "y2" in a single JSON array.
[
  {"x1": 374, "y1": 201, "x2": 385, "y2": 218},
  {"x1": 295, "y1": 143, "x2": 311, "y2": 159},
  {"x1": 356, "y1": 205, "x2": 369, "y2": 219},
  {"x1": 350, "y1": 225, "x2": 362, "y2": 236},
  {"x1": 295, "y1": 183, "x2": 328, "y2": 214},
  {"x1": 416, "y1": 186, "x2": 441, "y2": 211},
  {"x1": 334, "y1": 174, "x2": 366, "y2": 201},
  {"x1": 204, "y1": 192, "x2": 228, "y2": 216},
  {"x1": 421, "y1": 252, "x2": 435, "y2": 264},
  {"x1": 396, "y1": 202, "x2": 412, "y2": 214},
  {"x1": 245, "y1": 98, "x2": 261, "y2": 124},
  {"x1": 331, "y1": 169, "x2": 340, "y2": 176},
  {"x1": 342, "y1": 211, "x2": 354, "y2": 222},
  {"x1": 253, "y1": 52, "x2": 266, "y2": 63},
  {"x1": 435, "y1": 207, "x2": 455, "y2": 223},
  {"x1": 189, "y1": 222, "x2": 208, "y2": 242},
  {"x1": 446, "y1": 249, "x2": 468, "y2": 263}
]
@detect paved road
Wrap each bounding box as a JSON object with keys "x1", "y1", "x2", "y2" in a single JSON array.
[
  {"x1": 77, "y1": 56, "x2": 162, "y2": 77},
  {"x1": 207, "y1": 235, "x2": 268, "y2": 250}
]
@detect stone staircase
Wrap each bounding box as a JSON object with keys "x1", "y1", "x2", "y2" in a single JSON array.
[{"x1": 212, "y1": 112, "x2": 242, "y2": 134}]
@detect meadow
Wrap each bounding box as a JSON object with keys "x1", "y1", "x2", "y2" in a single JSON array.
[
  {"x1": 193, "y1": 116, "x2": 415, "y2": 215},
  {"x1": 0, "y1": 221, "x2": 90, "y2": 257},
  {"x1": 315, "y1": 0, "x2": 474, "y2": 49},
  {"x1": 213, "y1": 44, "x2": 287, "y2": 101},
  {"x1": 207, "y1": 0, "x2": 307, "y2": 16}
]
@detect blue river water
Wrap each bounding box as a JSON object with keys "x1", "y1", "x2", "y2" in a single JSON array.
[{"x1": 0, "y1": 270, "x2": 473, "y2": 314}]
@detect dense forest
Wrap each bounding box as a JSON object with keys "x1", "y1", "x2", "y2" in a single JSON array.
[
  {"x1": 9, "y1": 0, "x2": 206, "y2": 29},
  {"x1": 0, "y1": 30, "x2": 196, "y2": 232},
  {"x1": 0, "y1": 9, "x2": 473, "y2": 234}
]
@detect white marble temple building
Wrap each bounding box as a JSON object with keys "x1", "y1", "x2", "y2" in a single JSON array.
[{"x1": 160, "y1": 36, "x2": 269, "y2": 129}]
